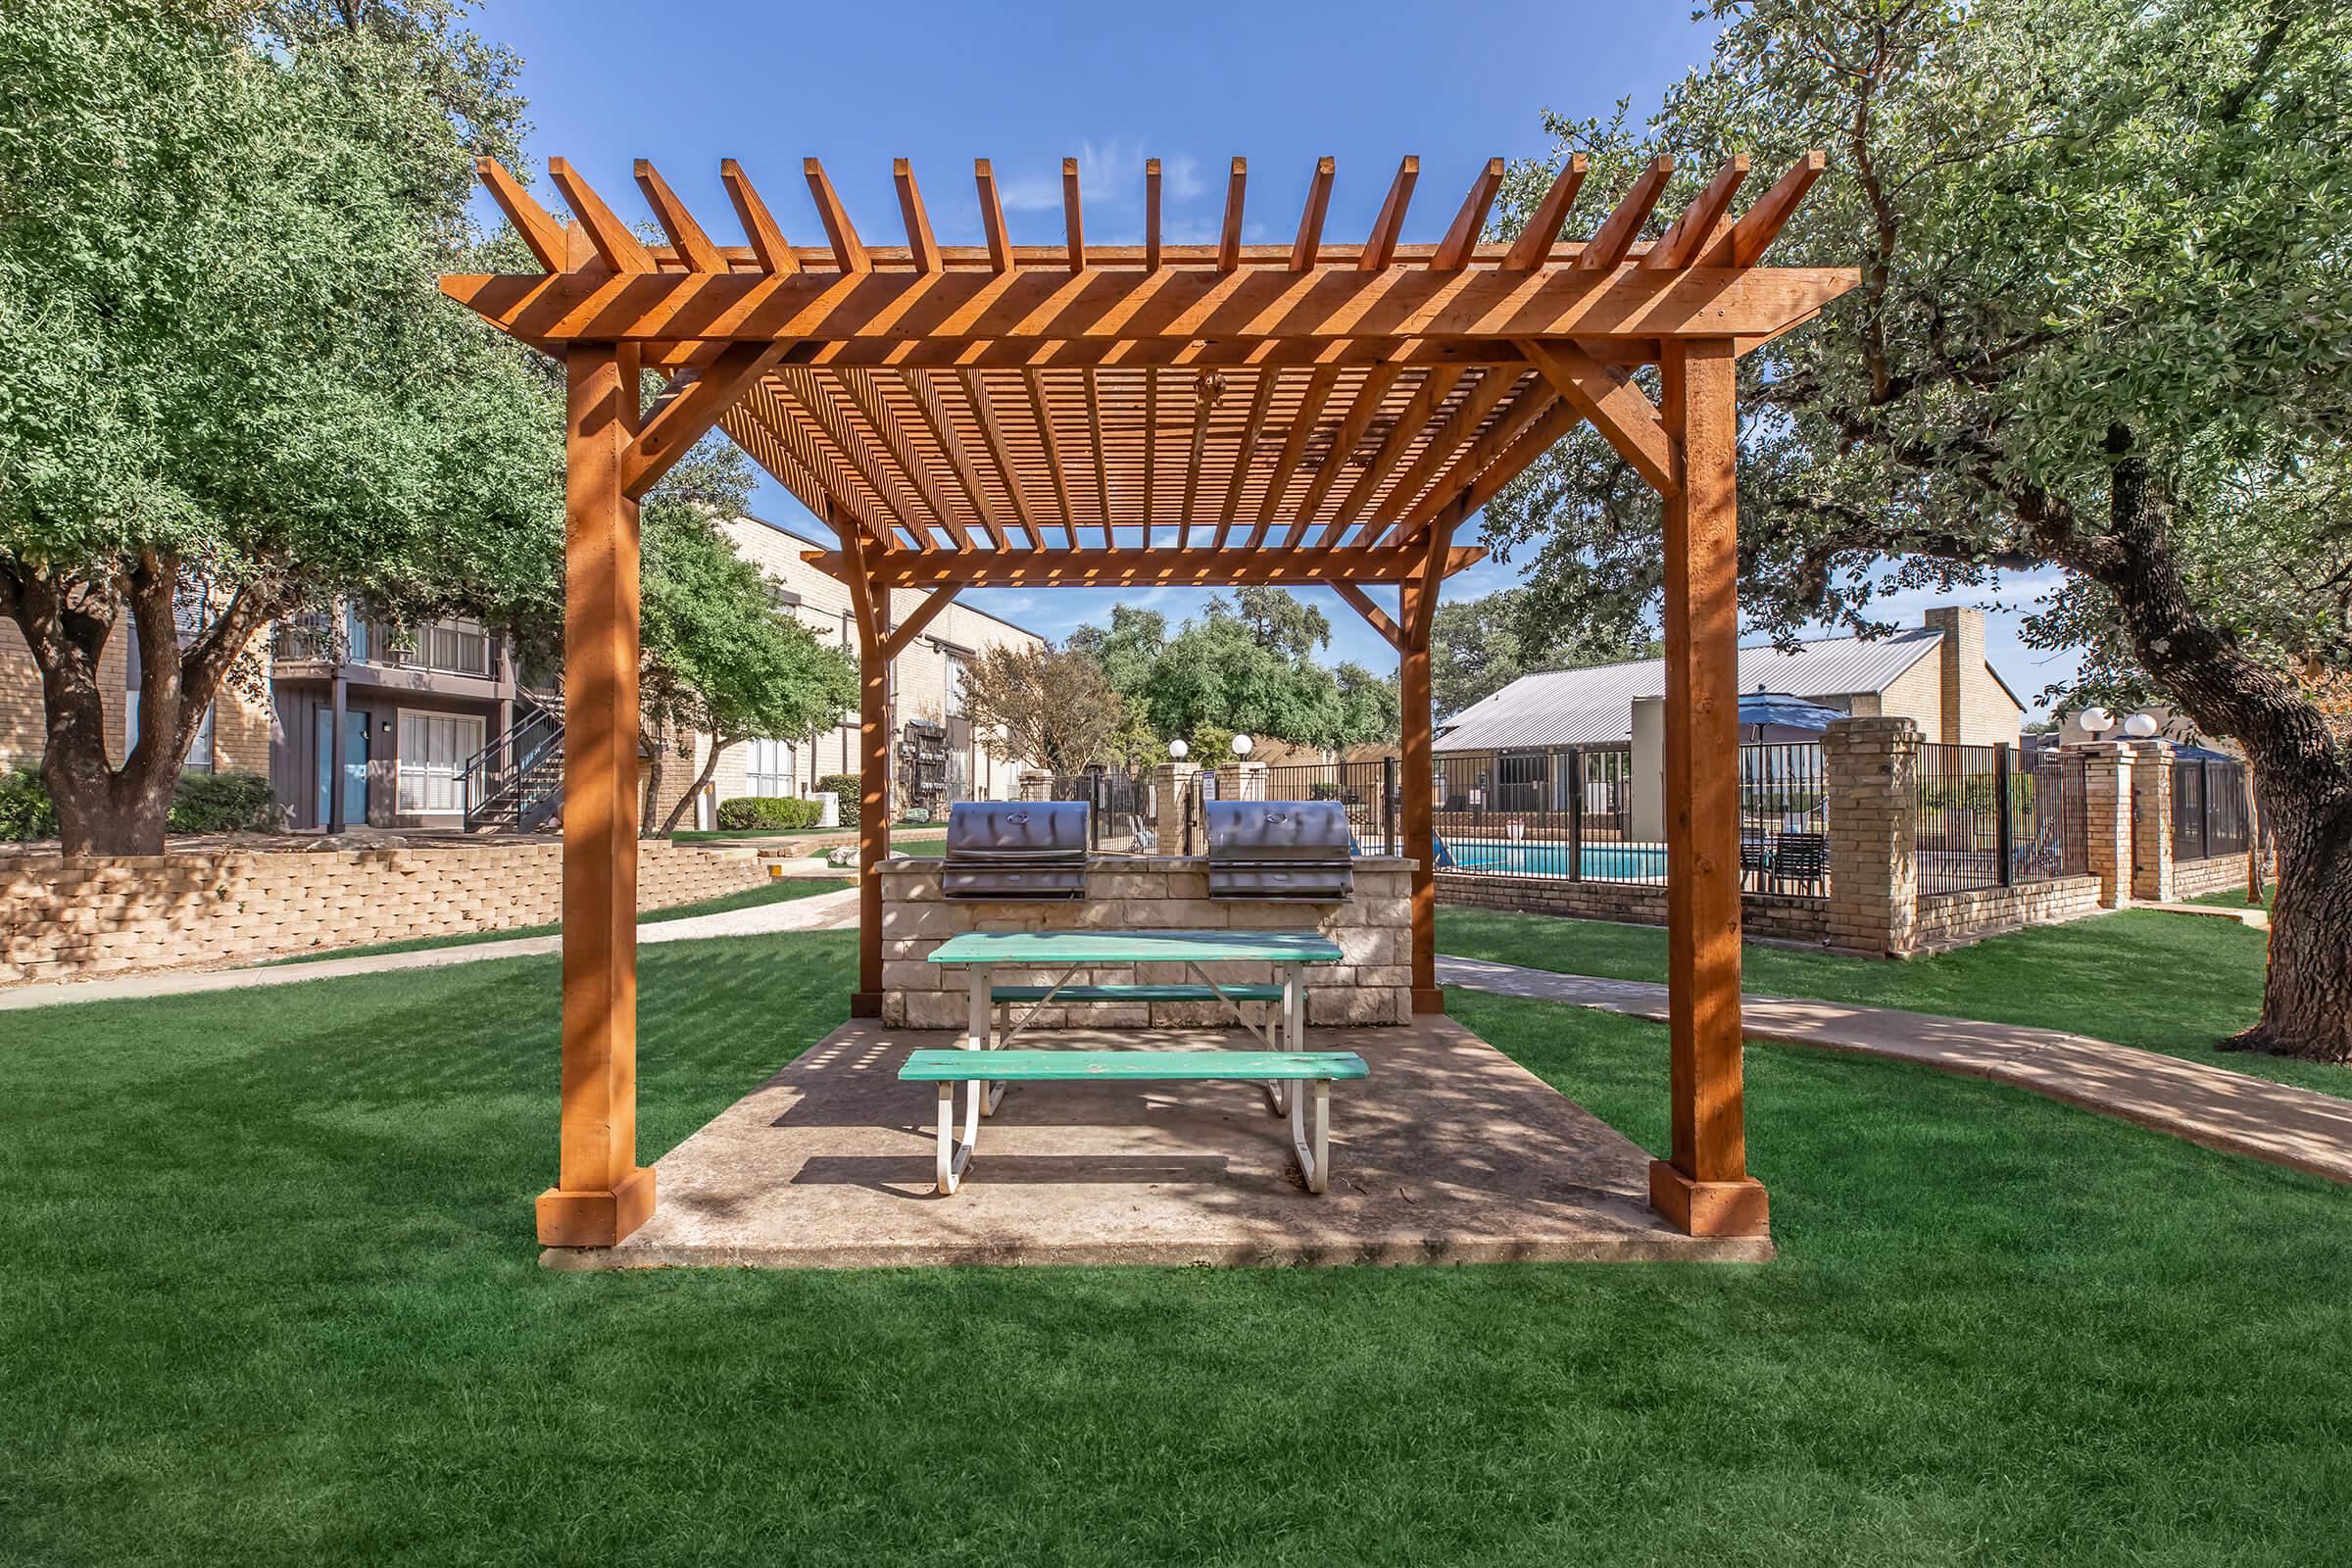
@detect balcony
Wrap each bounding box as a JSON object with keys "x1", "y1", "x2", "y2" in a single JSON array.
[{"x1": 273, "y1": 611, "x2": 498, "y2": 680}]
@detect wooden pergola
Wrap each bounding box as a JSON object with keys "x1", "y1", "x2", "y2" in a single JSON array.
[{"x1": 440, "y1": 149, "x2": 1854, "y2": 1250}]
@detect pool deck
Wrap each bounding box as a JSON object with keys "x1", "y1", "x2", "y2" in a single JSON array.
[{"x1": 549, "y1": 1014, "x2": 1771, "y2": 1270}]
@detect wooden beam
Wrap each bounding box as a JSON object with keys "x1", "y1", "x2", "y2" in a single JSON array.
[
  {"x1": 622, "y1": 340, "x2": 787, "y2": 499},
  {"x1": 721, "y1": 401, "x2": 872, "y2": 541},
  {"x1": 1180, "y1": 370, "x2": 1218, "y2": 538},
  {"x1": 803, "y1": 158, "x2": 870, "y2": 273},
  {"x1": 1218, "y1": 158, "x2": 1247, "y2": 270},
  {"x1": 768, "y1": 371, "x2": 931, "y2": 544},
  {"x1": 1249, "y1": 365, "x2": 1341, "y2": 548},
  {"x1": 1083, "y1": 367, "x2": 1112, "y2": 539},
  {"x1": 1363, "y1": 367, "x2": 1516, "y2": 529},
  {"x1": 1431, "y1": 158, "x2": 1505, "y2": 270},
  {"x1": 1145, "y1": 159, "x2": 1163, "y2": 270},
  {"x1": 1700, "y1": 150, "x2": 1827, "y2": 268},
  {"x1": 1323, "y1": 367, "x2": 1465, "y2": 550},
  {"x1": 1642, "y1": 156, "x2": 1748, "y2": 271},
  {"x1": 1023, "y1": 370, "x2": 1074, "y2": 540},
  {"x1": 883, "y1": 584, "x2": 962, "y2": 660},
  {"x1": 1292, "y1": 157, "x2": 1336, "y2": 270},
  {"x1": 475, "y1": 157, "x2": 567, "y2": 270},
  {"x1": 1143, "y1": 365, "x2": 1158, "y2": 545},
  {"x1": 1517, "y1": 337, "x2": 1679, "y2": 496},
  {"x1": 902, "y1": 368, "x2": 1009, "y2": 549},
  {"x1": 1333, "y1": 582, "x2": 1400, "y2": 649},
  {"x1": 1578, "y1": 155, "x2": 1675, "y2": 272},
  {"x1": 720, "y1": 160, "x2": 797, "y2": 273},
  {"x1": 1500, "y1": 153, "x2": 1591, "y2": 270},
  {"x1": 894, "y1": 160, "x2": 943, "y2": 273},
  {"x1": 801, "y1": 540, "x2": 1489, "y2": 588},
  {"x1": 737, "y1": 381, "x2": 897, "y2": 548},
  {"x1": 1388, "y1": 372, "x2": 1555, "y2": 545},
  {"x1": 1062, "y1": 158, "x2": 1085, "y2": 271},
  {"x1": 838, "y1": 368, "x2": 971, "y2": 547},
  {"x1": 546, "y1": 158, "x2": 657, "y2": 272},
  {"x1": 1360, "y1": 157, "x2": 1419, "y2": 270},
  {"x1": 444, "y1": 261, "x2": 1862, "y2": 351},
  {"x1": 842, "y1": 525, "x2": 888, "y2": 1016},
  {"x1": 1397, "y1": 503, "x2": 1459, "y2": 1014},
  {"x1": 634, "y1": 161, "x2": 726, "y2": 271},
  {"x1": 538, "y1": 340, "x2": 655, "y2": 1248},
  {"x1": 975, "y1": 160, "x2": 1014, "y2": 270},
  {"x1": 959, "y1": 369, "x2": 1038, "y2": 546},
  {"x1": 1291, "y1": 364, "x2": 1403, "y2": 544},
  {"x1": 1649, "y1": 335, "x2": 1767, "y2": 1239},
  {"x1": 1217, "y1": 370, "x2": 1278, "y2": 547}
]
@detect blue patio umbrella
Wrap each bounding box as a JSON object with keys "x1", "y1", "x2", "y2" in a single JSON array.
[{"x1": 1738, "y1": 690, "x2": 1844, "y2": 735}]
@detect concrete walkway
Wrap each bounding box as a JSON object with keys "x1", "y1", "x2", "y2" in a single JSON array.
[
  {"x1": 0, "y1": 886, "x2": 859, "y2": 1011},
  {"x1": 1437, "y1": 956, "x2": 2352, "y2": 1186}
]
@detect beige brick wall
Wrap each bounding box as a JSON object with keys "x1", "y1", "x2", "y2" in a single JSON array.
[
  {"x1": 1436, "y1": 872, "x2": 1830, "y2": 943},
  {"x1": 0, "y1": 842, "x2": 768, "y2": 983},
  {"x1": 1, "y1": 619, "x2": 130, "y2": 771},
  {"x1": 1922, "y1": 607, "x2": 2025, "y2": 747},
  {"x1": 2171, "y1": 852, "x2": 2257, "y2": 901},
  {"x1": 880, "y1": 856, "x2": 1413, "y2": 1030},
  {"x1": 1913, "y1": 875, "x2": 2104, "y2": 947}
]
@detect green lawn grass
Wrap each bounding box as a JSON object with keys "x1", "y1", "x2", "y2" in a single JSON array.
[
  {"x1": 1437, "y1": 905, "x2": 2349, "y2": 1097},
  {"x1": 4, "y1": 931, "x2": 2349, "y2": 1564},
  {"x1": 263, "y1": 877, "x2": 851, "y2": 964}
]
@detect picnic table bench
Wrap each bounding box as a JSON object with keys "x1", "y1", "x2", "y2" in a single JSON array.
[{"x1": 915, "y1": 928, "x2": 1360, "y2": 1196}]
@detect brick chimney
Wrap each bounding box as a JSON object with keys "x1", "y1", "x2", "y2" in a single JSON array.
[{"x1": 1922, "y1": 606, "x2": 1985, "y2": 746}]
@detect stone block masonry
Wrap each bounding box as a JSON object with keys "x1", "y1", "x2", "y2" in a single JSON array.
[
  {"x1": 880, "y1": 856, "x2": 1412, "y2": 1030},
  {"x1": 0, "y1": 842, "x2": 770, "y2": 984}
]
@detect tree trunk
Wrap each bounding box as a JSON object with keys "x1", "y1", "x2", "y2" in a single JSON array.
[
  {"x1": 638, "y1": 722, "x2": 665, "y2": 838},
  {"x1": 2225, "y1": 777, "x2": 2352, "y2": 1062},
  {"x1": 661, "y1": 734, "x2": 735, "y2": 835}
]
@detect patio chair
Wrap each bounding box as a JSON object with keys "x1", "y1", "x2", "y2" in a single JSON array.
[{"x1": 1772, "y1": 832, "x2": 1829, "y2": 894}]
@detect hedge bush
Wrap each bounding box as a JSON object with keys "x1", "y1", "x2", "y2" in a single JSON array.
[
  {"x1": 169, "y1": 771, "x2": 276, "y2": 833},
  {"x1": 815, "y1": 773, "x2": 859, "y2": 829},
  {"x1": 1, "y1": 766, "x2": 58, "y2": 840},
  {"x1": 714, "y1": 796, "x2": 823, "y2": 832}
]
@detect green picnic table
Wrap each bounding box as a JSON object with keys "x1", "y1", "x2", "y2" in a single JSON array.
[{"x1": 914, "y1": 927, "x2": 1357, "y2": 1195}]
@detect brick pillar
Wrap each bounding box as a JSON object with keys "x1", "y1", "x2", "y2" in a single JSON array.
[
  {"x1": 1152, "y1": 760, "x2": 1198, "y2": 853},
  {"x1": 1821, "y1": 716, "x2": 1921, "y2": 956},
  {"x1": 1215, "y1": 760, "x2": 1267, "y2": 801},
  {"x1": 2078, "y1": 742, "x2": 2135, "y2": 908},
  {"x1": 1017, "y1": 769, "x2": 1053, "y2": 802},
  {"x1": 2127, "y1": 739, "x2": 2175, "y2": 902}
]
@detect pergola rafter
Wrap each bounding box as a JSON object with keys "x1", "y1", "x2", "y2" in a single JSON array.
[{"x1": 442, "y1": 148, "x2": 1854, "y2": 1253}]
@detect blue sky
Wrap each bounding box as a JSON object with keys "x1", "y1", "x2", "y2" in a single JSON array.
[{"x1": 479, "y1": 0, "x2": 2082, "y2": 714}]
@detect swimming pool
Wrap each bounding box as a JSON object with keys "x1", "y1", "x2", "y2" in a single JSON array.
[{"x1": 1440, "y1": 839, "x2": 1669, "y2": 880}]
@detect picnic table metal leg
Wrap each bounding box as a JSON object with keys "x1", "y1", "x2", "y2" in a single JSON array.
[
  {"x1": 968, "y1": 962, "x2": 1008, "y2": 1117},
  {"x1": 1288, "y1": 1074, "x2": 1333, "y2": 1195},
  {"x1": 935, "y1": 1078, "x2": 978, "y2": 1196}
]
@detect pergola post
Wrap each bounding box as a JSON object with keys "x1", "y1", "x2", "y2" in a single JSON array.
[
  {"x1": 537, "y1": 342, "x2": 655, "y2": 1248},
  {"x1": 843, "y1": 527, "x2": 889, "y2": 1017},
  {"x1": 1648, "y1": 338, "x2": 1768, "y2": 1237}
]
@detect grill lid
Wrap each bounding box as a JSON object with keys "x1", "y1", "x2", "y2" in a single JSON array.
[
  {"x1": 945, "y1": 801, "x2": 1091, "y2": 861},
  {"x1": 1203, "y1": 800, "x2": 1352, "y2": 862}
]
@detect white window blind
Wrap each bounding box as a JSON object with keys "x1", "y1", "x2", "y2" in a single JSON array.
[
  {"x1": 745, "y1": 738, "x2": 794, "y2": 797},
  {"x1": 397, "y1": 711, "x2": 483, "y2": 813}
]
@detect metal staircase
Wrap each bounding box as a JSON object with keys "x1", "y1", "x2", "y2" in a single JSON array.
[{"x1": 462, "y1": 689, "x2": 564, "y2": 833}]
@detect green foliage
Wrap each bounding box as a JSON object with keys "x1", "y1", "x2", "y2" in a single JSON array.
[
  {"x1": 956, "y1": 643, "x2": 1125, "y2": 774},
  {"x1": 0, "y1": 766, "x2": 56, "y2": 839},
  {"x1": 166, "y1": 770, "x2": 273, "y2": 833},
  {"x1": 815, "y1": 773, "x2": 860, "y2": 829},
  {"x1": 715, "y1": 796, "x2": 823, "y2": 832}
]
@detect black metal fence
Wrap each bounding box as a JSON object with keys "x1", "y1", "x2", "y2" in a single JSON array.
[
  {"x1": 2172, "y1": 756, "x2": 2252, "y2": 862},
  {"x1": 1915, "y1": 742, "x2": 2089, "y2": 896},
  {"x1": 1738, "y1": 742, "x2": 1831, "y2": 895},
  {"x1": 1046, "y1": 767, "x2": 1154, "y2": 853},
  {"x1": 1257, "y1": 759, "x2": 1401, "y2": 855}
]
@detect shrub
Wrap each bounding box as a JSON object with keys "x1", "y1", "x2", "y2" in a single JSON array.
[
  {"x1": 1308, "y1": 780, "x2": 1348, "y2": 801},
  {"x1": 1, "y1": 766, "x2": 58, "y2": 840},
  {"x1": 714, "y1": 796, "x2": 822, "y2": 832},
  {"x1": 816, "y1": 773, "x2": 859, "y2": 829},
  {"x1": 169, "y1": 771, "x2": 275, "y2": 833}
]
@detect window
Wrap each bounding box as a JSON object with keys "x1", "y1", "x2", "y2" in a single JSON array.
[
  {"x1": 396, "y1": 710, "x2": 483, "y2": 813},
  {"x1": 946, "y1": 656, "x2": 968, "y2": 719},
  {"x1": 745, "y1": 738, "x2": 794, "y2": 797}
]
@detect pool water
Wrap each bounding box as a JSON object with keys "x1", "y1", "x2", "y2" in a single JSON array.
[{"x1": 1442, "y1": 839, "x2": 1668, "y2": 880}]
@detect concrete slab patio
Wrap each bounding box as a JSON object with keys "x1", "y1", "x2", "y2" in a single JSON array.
[{"x1": 550, "y1": 1015, "x2": 1772, "y2": 1270}]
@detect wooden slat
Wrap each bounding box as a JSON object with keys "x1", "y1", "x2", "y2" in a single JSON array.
[
  {"x1": 838, "y1": 368, "x2": 971, "y2": 548},
  {"x1": 546, "y1": 159, "x2": 657, "y2": 272},
  {"x1": 1062, "y1": 158, "x2": 1085, "y2": 271},
  {"x1": 1700, "y1": 150, "x2": 1827, "y2": 268},
  {"x1": 958, "y1": 370, "x2": 1038, "y2": 547},
  {"x1": 1023, "y1": 370, "x2": 1075, "y2": 540},
  {"x1": 1179, "y1": 370, "x2": 1219, "y2": 539},
  {"x1": 802, "y1": 540, "x2": 1491, "y2": 588},
  {"x1": 1290, "y1": 363, "x2": 1402, "y2": 544},
  {"x1": 1248, "y1": 365, "x2": 1340, "y2": 548},
  {"x1": 1322, "y1": 367, "x2": 1465, "y2": 549},
  {"x1": 1517, "y1": 338, "x2": 1679, "y2": 496},
  {"x1": 1500, "y1": 153, "x2": 1590, "y2": 270},
  {"x1": 1145, "y1": 159, "x2": 1163, "y2": 270},
  {"x1": 894, "y1": 160, "x2": 943, "y2": 273},
  {"x1": 1292, "y1": 157, "x2": 1336, "y2": 270},
  {"x1": 475, "y1": 158, "x2": 567, "y2": 270},
  {"x1": 975, "y1": 160, "x2": 1014, "y2": 270},
  {"x1": 1578, "y1": 155, "x2": 1674, "y2": 271},
  {"x1": 730, "y1": 388, "x2": 894, "y2": 547},
  {"x1": 1431, "y1": 158, "x2": 1505, "y2": 270},
  {"x1": 1217, "y1": 370, "x2": 1279, "y2": 548},
  {"x1": 902, "y1": 368, "x2": 1009, "y2": 549},
  {"x1": 1082, "y1": 367, "x2": 1112, "y2": 539},
  {"x1": 1389, "y1": 372, "x2": 1559, "y2": 543},
  {"x1": 1143, "y1": 366, "x2": 1158, "y2": 545},
  {"x1": 719, "y1": 160, "x2": 797, "y2": 274},
  {"x1": 1642, "y1": 155, "x2": 1748, "y2": 270},
  {"x1": 1364, "y1": 368, "x2": 1518, "y2": 529},
  {"x1": 771, "y1": 370, "x2": 930, "y2": 543},
  {"x1": 1360, "y1": 157, "x2": 1419, "y2": 270},
  {"x1": 803, "y1": 158, "x2": 870, "y2": 273},
  {"x1": 1218, "y1": 158, "x2": 1247, "y2": 270},
  {"x1": 634, "y1": 161, "x2": 725, "y2": 271}
]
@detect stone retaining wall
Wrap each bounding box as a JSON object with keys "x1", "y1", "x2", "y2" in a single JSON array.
[
  {"x1": 2170, "y1": 852, "x2": 2256, "y2": 902},
  {"x1": 0, "y1": 841, "x2": 768, "y2": 983},
  {"x1": 880, "y1": 856, "x2": 1411, "y2": 1030},
  {"x1": 1912, "y1": 874, "x2": 2104, "y2": 950},
  {"x1": 1435, "y1": 872, "x2": 1830, "y2": 944}
]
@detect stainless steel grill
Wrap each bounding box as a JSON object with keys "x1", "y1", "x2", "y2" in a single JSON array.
[
  {"x1": 941, "y1": 801, "x2": 1091, "y2": 901},
  {"x1": 1203, "y1": 799, "x2": 1354, "y2": 902}
]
